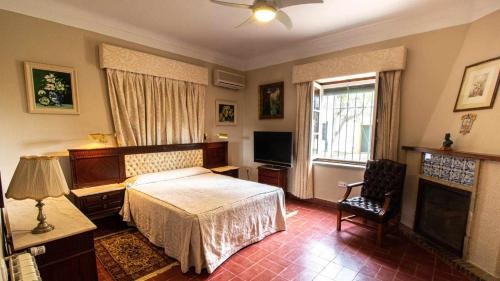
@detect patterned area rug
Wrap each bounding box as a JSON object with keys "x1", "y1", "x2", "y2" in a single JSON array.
[{"x1": 95, "y1": 229, "x2": 178, "y2": 281}]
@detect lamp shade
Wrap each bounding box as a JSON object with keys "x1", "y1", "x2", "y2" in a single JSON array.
[{"x1": 6, "y1": 156, "x2": 69, "y2": 201}]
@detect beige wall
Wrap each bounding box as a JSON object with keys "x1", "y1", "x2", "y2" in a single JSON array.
[
  {"x1": 242, "y1": 10, "x2": 500, "y2": 277},
  {"x1": 242, "y1": 23, "x2": 469, "y2": 197},
  {"x1": 415, "y1": 9, "x2": 500, "y2": 277},
  {"x1": 0, "y1": 10, "x2": 244, "y2": 186},
  {"x1": 2, "y1": 6, "x2": 500, "y2": 278}
]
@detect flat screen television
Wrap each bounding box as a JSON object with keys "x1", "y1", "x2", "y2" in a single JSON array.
[{"x1": 254, "y1": 131, "x2": 293, "y2": 167}]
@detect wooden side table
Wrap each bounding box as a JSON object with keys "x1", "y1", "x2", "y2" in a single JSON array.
[
  {"x1": 70, "y1": 183, "x2": 125, "y2": 220},
  {"x1": 211, "y1": 166, "x2": 240, "y2": 178},
  {"x1": 258, "y1": 165, "x2": 288, "y2": 191},
  {"x1": 6, "y1": 196, "x2": 98, "y2": 281}
]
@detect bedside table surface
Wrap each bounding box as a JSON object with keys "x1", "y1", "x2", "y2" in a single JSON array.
[
  {"x1": 7, "y1": 196, "x2": 96, "y2": 251},
  {"x1": 71, "y1": 183, "x2": 125, "y2": 197},
  {"x1": 211, "y1": 166, "x2": 239, "y2": 173}
]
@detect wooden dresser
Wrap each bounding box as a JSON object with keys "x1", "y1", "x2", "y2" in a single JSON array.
[
  {"x1": 258, "y1": 165, "x2": 288, "y2": 191},
  {"x1": 6, "y1": 196, "x2": 97, "y2": 281}
]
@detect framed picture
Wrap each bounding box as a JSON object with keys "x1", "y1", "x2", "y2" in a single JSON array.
[
  {"x1": 24, "y1": 62, "x2": 79, "y2": 114},
  {"x1": 259, "y1": 82, "x2": 284, "y2": 119},
  {"x1": 454, "y1": 56, "x2": 500, "y2": 112},
  {"x1": 216, "y1": 100, "x2": 237, "y2": 126}
]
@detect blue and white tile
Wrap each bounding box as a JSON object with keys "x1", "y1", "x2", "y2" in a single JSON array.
[
  {"x1": 442, "y1": 156, "x2": 453, "y2": 169},
  {"x1": 461, "y1": 172, "x2": 475, "y2": 186},
  {"x1": 450, "y1": 170, "x2": 462, "y2": 184},
  {"x1": 465, "y1": 160, "x2": 476, "y2": 172},
  {"x1": 439, "y1": 167, "x2": 451, "y2": 181}
]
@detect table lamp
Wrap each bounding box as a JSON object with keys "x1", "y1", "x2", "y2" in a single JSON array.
[{"x1": 6, "y1": 156, "x2": 69, "y2": 234}]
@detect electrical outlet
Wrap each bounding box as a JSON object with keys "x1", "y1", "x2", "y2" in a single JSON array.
[{"x1": 338, "y1": 181, "x2": 347, "y2": 188}]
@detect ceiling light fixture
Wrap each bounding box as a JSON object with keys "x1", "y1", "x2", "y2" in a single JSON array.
[{"x1": 253, "y1": 6, "x2": 276, "y2": 22}]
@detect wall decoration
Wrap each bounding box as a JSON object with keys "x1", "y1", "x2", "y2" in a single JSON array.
[
  {"x1": 454, "y1": 56, "x2": 500, "y2": 112},
  {"x1": 24, "y1": 62, "x2": 79, "y2": 114},
  {"x1": 460, "y1": 113, "x2": 477, "y2": 135},
  {"x1": 422, "y1": 153, "x2": 477, "y2": 186},
  {"x1": 442, "y1": 133, "x2": 453, "y2": 150},
  {"x1": 259, "y1": 82, "x2": 284, "y2": 119},
  {"x1": 215, "y1": 100, "x2": 237, "y2": 126}
]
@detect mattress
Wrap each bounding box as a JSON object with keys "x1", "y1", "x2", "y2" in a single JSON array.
[{"x1": 120, "y1": 167, "x2": 287, "y2": 273}]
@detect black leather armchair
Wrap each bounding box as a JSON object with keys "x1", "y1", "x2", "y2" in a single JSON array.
[{"x1": 337, "y1": 159, "x2": 406, "y2": 246}]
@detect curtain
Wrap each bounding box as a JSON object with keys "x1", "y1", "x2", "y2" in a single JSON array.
[
  {"x1": 106, "y1": 69, "x2": 205, "y2": 146},
  {"x1": 374, "y1": 70, "x2": 403, "y2": 161},
  {"x1": 291, "y1": 82, "x2": 314, "y2": 199}
]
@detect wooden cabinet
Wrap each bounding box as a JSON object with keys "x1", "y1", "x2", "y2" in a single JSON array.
[
  {"x1": 258, "y1": 165, "x2": 288, "y2": 191},
  {"x1": 7, "y1": 196, "x2": 97, "y2": 281},
  {"x1": 211, "y1": 166, "x2": 239, "y2": 178},
  {"x1": 71, "y1": 184, "x2": 125, "y2": 220}
]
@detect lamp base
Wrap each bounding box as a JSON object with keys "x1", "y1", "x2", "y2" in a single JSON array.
[
  {"x1": 32, "y1": 200, "x2": 54, "y2": 234},
  {"x1": 32, "y1": 222, "x2": 54, "y2": 234}
]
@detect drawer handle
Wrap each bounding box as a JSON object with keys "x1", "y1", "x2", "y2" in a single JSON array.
[{"x1": 101, "y1": 195, "x2": 108, "y2": 200}]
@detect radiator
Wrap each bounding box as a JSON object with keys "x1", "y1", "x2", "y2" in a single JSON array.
[{"x1": 8, "y1": 253, "x2": 41, "y2": 281}]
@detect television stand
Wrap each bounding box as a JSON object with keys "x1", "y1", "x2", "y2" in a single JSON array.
[{"x1": 258, "y1": 165, "x2": 288, "y2": 191}]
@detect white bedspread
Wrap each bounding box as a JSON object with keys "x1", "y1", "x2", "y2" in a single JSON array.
[{"x1": 121, "y1": 170, "x2": 286, "y2": 273}]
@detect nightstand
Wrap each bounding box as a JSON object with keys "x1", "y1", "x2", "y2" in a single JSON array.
[
  {"x1": 7, "y1": 196, "x2": 97, "y2": 281},
  {"x1": 70, "y1": 183, "x2": 125, "y2": 220},
  {"x1": 258, "y1": 165, "x2": 288, "y2": 191},
  {"x1": 211, "y1": 166, "x2": 239, "y2": 178}
]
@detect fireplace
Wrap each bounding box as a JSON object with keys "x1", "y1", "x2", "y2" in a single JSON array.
[{"x1": 415, "y1": 178, "x2": 471, "y2": 256}]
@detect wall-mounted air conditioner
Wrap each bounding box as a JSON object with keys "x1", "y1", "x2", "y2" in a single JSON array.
[{"x1": 213, "y1": 69, "x2": 245, "y2": 90}]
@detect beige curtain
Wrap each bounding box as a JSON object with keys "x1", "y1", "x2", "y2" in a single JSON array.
[
  {"x1": 291, "y1": 82, "x2": 314, "y2": 199},
  {"x1": 374, "y1": 70, "x2": 403, "y2": 161},
  {"x1": 106, "y1": 69, "x2": 205, "y2": 146}
]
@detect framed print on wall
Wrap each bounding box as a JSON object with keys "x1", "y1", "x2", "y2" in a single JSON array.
[
  {"x1": 454, "y1": 56, "x2": 500, "y2": 112},
  {"x1": 259, "y1": 81, "x2": 284, "y2": 119},
  {"x1": 216, "y1": 100, "x2": 237, "y2": 126},
  {"x1": 24, "y1": 62, "x2": 79, "y2": 114}
]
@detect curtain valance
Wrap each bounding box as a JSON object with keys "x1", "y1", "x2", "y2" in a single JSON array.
[
  {"x1": 292, "y1": 46, "x2": 407, "y2": 84},
  {"x1": 99, "y1": 43, "x2": 209, "y2": 85}
]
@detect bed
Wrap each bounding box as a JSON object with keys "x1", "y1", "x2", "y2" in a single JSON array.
[{"x1": 68, "y1": 142, "x2": 287, "y2": 274}]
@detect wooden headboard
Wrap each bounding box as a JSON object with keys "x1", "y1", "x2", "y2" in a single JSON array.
[{"x1": 68, "y1": 142, "x2": 228, "y2": 189}]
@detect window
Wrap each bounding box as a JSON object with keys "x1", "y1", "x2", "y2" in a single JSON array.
[{"x1": 312, "y1": 77, "x2": 377, "y2": 164}]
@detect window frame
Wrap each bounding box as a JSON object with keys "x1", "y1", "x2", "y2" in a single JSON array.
[{"x1": 311, "y1": 75, "x2": 379, "y2": 166}]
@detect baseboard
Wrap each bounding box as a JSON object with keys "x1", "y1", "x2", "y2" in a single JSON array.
[{"x1": 285, "y1": 192, "x2": 338, "y2": 209}]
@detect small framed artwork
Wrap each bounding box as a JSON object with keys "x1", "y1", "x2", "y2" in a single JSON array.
[
  {"x1": 259, "y1": 81, "x2": 284, "y2": 119},
  {"x1": 216, "y1": 100, "x2": 237, "y2": 126},
  {"x1": 454, "y1": 56, "x2": 500, "y2": 112},
  {"x1": 24, "y1": 62, "x2": 79, "y2": 114}
]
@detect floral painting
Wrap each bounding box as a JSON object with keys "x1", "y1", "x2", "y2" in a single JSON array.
[
  {"x1": 454, "y1": 56, "x2": 500, "y2": 112},
  {"x1": 216, "y1": 100, "x2": 237, "y2": 126},
  {"x1": 24, "y1": 62, "x2": 79, "y2": 114},
  {"x1": 259, "y1": 82, "x2": 284, "y2": 119}
]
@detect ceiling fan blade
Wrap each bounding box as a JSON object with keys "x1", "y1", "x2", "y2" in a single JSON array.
[
  {"x1": 276, "y1": 10, "x2": 293, "y2": 30},
  {"x1": 276, "y1": 0, "x2": 323, "y2": 8},
  {"x1": 235, "y1": 15, "x2": 255, "y2": 28},
  {"x1": 210, "y1": 0, "x2": 252, "y2": 9}
]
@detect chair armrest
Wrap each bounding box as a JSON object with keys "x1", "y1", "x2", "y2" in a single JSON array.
[
  {"x1": 347, "y1": 182, "x2": 364, "y2": 188},
  {"x1": 384, "y1": 190, "x2": 400, "y2": 198},
  {"x1": 339, "y1": 182, "x2": 364, "y2": 201},
  {"x1": 379, "y1": 190, "x2": 400, "y2": 217}
]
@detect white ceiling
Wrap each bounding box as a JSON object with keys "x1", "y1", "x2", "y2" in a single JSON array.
[{"x1": 1, "y1": 0, "x2": 499, "y2": 70}]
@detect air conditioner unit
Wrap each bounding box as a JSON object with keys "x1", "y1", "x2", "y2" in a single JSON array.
[{"x1": 213, "y1": 69, "x2": 245, "y2": 90}]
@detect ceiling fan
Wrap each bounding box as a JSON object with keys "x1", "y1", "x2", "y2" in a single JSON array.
[{"x1": 210, "y1": 0, "x2": 324, "y2": 30}]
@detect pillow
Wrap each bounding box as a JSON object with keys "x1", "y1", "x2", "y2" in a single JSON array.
[{"x1": 124, "y1": 166, "x2": 211, "y2": 187}]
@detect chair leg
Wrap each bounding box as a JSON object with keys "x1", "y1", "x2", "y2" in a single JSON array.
[
  {"x1": 376, "y1": 223, "x2": 384, "y2": 246},
  {"x1": 336, "y1": 209, "x2": 342, "y2": 231}
]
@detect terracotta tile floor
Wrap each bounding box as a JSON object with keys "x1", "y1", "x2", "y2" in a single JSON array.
[{"x1": 97, "y1": 199, "x2": 472, "y2": 281}]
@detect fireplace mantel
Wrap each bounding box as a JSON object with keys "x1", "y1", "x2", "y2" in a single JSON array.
[{"x1": 402, "y1": 146, "x2": 500, "y2": 162}]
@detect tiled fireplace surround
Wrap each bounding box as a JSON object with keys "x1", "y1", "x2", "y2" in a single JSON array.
[{"x1": 402, "y1": 147, "x2": 499, "y2": 281}]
